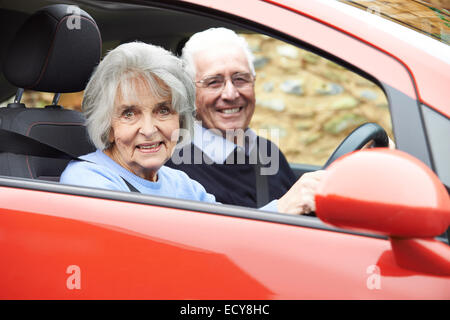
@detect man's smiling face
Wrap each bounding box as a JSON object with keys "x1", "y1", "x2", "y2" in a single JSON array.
[{"x1": 194, "y1": 44, "x2": 255, "y2": 135}]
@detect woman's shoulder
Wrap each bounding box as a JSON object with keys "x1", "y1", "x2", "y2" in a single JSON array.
[
  {"x1": 59, "y1": 151, "x2": 128, "y2": 191},
  {"x1": 159, "y1": 165, "x2": 216, "y2": 203}
]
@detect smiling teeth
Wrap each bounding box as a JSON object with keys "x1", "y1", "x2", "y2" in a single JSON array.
[
  {"x1": 221, "y1": 108, "x2": 240, "y2": 114},
  {"x1": 139, "y1": 143, "x2": 160, "y2": 149}
]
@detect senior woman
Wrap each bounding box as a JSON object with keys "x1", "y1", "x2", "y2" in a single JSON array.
[{"x1": 60, "y1": 42, "x2": 218, "y2": 204}]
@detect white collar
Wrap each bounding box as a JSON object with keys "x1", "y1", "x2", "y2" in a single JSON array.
[{"x1": 192, "y1": 122, "x2": 257, "y2": 164}]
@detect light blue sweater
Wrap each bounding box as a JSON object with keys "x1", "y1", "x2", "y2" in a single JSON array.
[
  {"x1": 60, "y1": 150, "x2": 278, "y2": 212},
  {"x1": 60, "y1": 150, "x2": 216, "y2": 203}
]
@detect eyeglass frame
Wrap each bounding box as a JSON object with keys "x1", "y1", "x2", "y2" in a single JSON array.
[{"x1": 195, "y1": 72, "x2": 255, "y2": 91}]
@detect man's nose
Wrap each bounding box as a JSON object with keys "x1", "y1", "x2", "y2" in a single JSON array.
[
  {"x1": 139, "y1": 114, "x2": 158, "y2": 137},
  {"x1": 221, "y1": 79, "x2": 240, "y2": 100}
]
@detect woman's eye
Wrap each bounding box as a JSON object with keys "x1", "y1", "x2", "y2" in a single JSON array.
[
  {"x1": 122, "y1": 109, "x2": 135, "y2": 119},
  {"x1": 157, "y1": 105, "x2": 172, "y2": 116}
]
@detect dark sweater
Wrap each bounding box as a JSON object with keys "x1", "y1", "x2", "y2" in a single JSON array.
[{"x1": 166, "y1": 137, "x2": 297, "y2": 208}]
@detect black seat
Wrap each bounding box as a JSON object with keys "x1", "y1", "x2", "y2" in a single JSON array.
[{"x1": 0, "y1": 4, "x2": 101, "y2": 180}]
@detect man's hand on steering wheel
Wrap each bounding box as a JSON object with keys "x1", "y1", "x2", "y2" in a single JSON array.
[{"x1": 277, "y1": 123, "x2": 393, "y2": 215}]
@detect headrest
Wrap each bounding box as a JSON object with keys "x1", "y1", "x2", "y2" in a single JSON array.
[{"x1": 3, "y1": 4, "x2": 101, "y2": 93}]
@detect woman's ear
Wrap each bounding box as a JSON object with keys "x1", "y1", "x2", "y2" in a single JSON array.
[{"x1": 108, "y1": 128, "x2": 115, "y2": 143}]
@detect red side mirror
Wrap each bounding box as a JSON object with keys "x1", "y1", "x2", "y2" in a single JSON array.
[
  {"x1": 315, "y1": 149, "x2": 449, "y2": 238},
  {"x1": 315, "y1": 149, "x2": 450, "y2": 275}
]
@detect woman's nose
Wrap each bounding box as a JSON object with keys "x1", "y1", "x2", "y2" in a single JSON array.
[
  {"x1": 221, "y1": 79, "x2": 240, "y2": 100},
  {"x1": 138, "y1": 115, "x2": 158, "y2": 137}
]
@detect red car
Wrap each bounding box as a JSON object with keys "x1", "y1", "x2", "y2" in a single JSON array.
[{"x1": 0, "y1": 0, "x2": 449, "y2": 299}]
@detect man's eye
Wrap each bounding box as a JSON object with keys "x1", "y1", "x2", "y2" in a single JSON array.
[
  {"x1": 233, "y1": 78, "x2": 248, "y2": 85},
  {"x1": 206, "y1": 79, "x2": 223, "y2": 88},
  {"x1": 232, "y1": 74, "x2": 251, "y2": 85}
]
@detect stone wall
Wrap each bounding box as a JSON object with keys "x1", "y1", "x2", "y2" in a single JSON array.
[{"x1": 243, "y1": 34, "x2": 392, "y2": 166}]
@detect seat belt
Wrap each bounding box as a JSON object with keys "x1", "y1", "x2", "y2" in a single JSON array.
[
  {"x1": 121, "y1": 177, "x2": 140, "y2": 193},
  {"x1": 253, "y1": 138, "x2": 269, "y2": 207},
  {"x1": 0, "y1": 128, "x2": 75, "y2": 159},
  {"x1": 254, "y1": 161, "x2": 269, "y2": 207},
  {"x1": 0, "y1": 128, "x2": 140, "y2": 193}
]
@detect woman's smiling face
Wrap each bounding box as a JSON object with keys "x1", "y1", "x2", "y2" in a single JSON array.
[{"x1": 106, "y1": 76, "x2": 179, "y2": 181}]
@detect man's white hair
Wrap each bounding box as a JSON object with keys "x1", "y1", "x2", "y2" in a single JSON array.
[{"x1": 181, "y1": 27, "x2": 255, "y2": 81}]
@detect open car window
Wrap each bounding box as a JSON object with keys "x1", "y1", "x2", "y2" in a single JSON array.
[{"x1": 5, "y1": 8, "x2": 393, "y2": 171}]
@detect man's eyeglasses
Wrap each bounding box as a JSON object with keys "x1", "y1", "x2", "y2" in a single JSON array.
[{"x1": 195, "y1": 72, "x2": 254, "y2": 91}]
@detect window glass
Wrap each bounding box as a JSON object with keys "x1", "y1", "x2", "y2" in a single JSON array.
[{"x1": 241, "y1": 34, "x2": 393, "y2": 166}]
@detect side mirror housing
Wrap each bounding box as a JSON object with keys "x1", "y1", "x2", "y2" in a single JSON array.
[
  {"x1": 316, "y1": 149, "x2": 449, "y2": 238},
  {"x1": 315, "y1": 149, "x2": 450, "y2": 276}
]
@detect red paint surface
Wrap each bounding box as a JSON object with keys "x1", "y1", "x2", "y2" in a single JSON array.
[
  {"x1": 316, "y1": 149, "x2": 450, "y2": 237},
  {"x1": 0, "y1": 185, "x2": 449, "y2": 299},
  {"x1": 391, "y1": 238, "x2": 450, "y2": 276}
]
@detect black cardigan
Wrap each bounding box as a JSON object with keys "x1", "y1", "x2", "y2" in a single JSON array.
[{"x1": 166, "y1": 137, "x2": 297, "y2": 208}]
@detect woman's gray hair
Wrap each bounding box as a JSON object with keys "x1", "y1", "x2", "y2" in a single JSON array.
[
  {"x1": 83, "y1": 41, "x2": 195, "y2": 150},
  {"x1": 181, "y1": 27, "x2": 255, "y2": 81}
]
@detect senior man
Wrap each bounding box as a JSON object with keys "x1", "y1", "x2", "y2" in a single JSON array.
[{"x1": 167, "y1": 28, "x2": 324, "y2": 214}]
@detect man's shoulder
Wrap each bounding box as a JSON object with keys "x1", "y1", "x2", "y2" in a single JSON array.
[
  {"x1": 256, "y1": 135, "x2": 285, "y2": 155},
  {"x1": 168, "y1": 142, "x2": 214, "y2": 166},
  {"x1": 256, "y1": 135, "x2": 277, "y2": 146}
]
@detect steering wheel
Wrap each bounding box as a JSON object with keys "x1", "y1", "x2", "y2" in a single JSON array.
[
  {"x1": 323, "y1": 122, "x2": 389, "y2": 169},
  {"x1": 302, "y1": 123, "x2": 388, "y2": 217}
]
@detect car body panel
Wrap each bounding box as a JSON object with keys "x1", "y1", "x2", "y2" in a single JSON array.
[{"x1": 0, "y1": 186, "x2": 449, "y2": 299}]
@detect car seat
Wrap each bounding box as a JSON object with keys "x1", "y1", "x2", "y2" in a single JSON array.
[{"x1": 0, "y1": 4, "x2": 101, "y2": 181}]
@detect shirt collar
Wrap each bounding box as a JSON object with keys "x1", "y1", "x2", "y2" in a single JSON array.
[{"x1": 192, "y1": 122, "x2": 257, "y2": 164}]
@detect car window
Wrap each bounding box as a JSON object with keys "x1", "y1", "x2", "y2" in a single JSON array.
[
  {"x1": 241, "y1": 33, "x2": 393, "y2": 166},
  {"x1": 12, "y1": 32, "x2": 394, "y2": 169}
]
